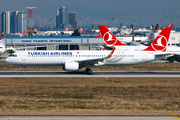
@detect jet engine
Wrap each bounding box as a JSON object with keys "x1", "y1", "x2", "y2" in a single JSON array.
[{"x1": 63, "y1": 62, "x2": 79, "y2": 71}]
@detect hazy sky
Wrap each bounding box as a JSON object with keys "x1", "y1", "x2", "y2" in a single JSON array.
[
  {"x1": 1, "y1": 0, "x2": 180, "y2": 13},
  {"x1": 1, "y1": 0, "x2": 180, "y2": 26}
]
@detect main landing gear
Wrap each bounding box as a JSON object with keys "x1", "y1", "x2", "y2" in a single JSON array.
[
  {"x1": 85, "y1": 68, "x2": 92, "y2": 74},
  {"x1": 22, "y1": 66, "x2": 26, "y2": 73}
]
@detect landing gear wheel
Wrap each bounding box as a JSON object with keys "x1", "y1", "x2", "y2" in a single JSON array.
[
  {"x1": 85, "y1": 68, "x2": 92, "y2": 74},
  {"x1": 22, "y1": 66, "x2": 26, "y2": 73}
]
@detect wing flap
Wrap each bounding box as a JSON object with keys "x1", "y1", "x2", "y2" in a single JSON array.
[{"x1": 155, "y1": 53, "x2": 174, "y2": 60}]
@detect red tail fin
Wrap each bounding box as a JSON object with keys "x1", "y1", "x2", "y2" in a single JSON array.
[
  {"x1": 96, "y1": 33, "x2": 102, "y2": 37},
  {"x1": 20, "y1": 31, "x2": 25, "y2": 37},
  {"x1": 96, "y1": 26, "x2": 108, "y2": 37},
  {"x1": 78, "y1": 27, "x2": 83, "y2": 33},
  {"x1": 143, "y1": 24, "x2": 173, "y2": 52},
  {"x1": 64, "y1": 27, "x2": 69, "y2": 32},
  {"x1": 98, "y1": 25, "x2": 126, "y2": 46}
]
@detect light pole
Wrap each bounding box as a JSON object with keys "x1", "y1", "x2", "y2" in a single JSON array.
[
  {"x1": 79, "y1": 17, "x2": 83, "y2": 28},
  {"x1": 111, "y1": 17, "x2": 114, "y2": 29}
]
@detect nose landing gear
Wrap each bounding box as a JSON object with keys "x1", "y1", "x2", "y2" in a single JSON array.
[{"x1": 22, "y1": 66, "x2": 26, "y2": 73}]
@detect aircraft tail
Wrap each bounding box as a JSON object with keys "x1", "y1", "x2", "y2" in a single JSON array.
[
  {"x1": 96, "y1": 26, "x2": 109, "y2": 37},
  {"x1": 154, "y1": 24, "x2": 159, "y2": 31},
  {"x1": 98, "y1": 25, "x2": 126, "y2": 46},
  {"x1": 143, "y1": 24, "x2": 173, "y2": 52},
  {"x1": 117, "y1": 23, "x2": 123, "y2": 31},
  {"x1": 64, "y1": 27, "x2": 69, "y2": 32},
  {"x1": 19, "y1": 31, "x2": 25, "y2": 37},
  {"x1": 78, "y1": 27, "x2": 83, "y2": 33}
]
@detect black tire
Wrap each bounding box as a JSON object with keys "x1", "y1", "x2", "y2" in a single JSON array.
[
  {"x1": 85, "y1": 68, "x2": 92, "y2": 74},
  {"x1": 88, "y1": 69, "x2": 92, "y2": 74},
  {"x1": 22, "y1": 70, "x2": 26, "y2": 73}
]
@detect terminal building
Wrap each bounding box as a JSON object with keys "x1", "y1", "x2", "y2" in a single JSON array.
[
  {"x1": 2, "y1": 32, "x2": 180, "y2": 51},
  {"x1": 2, "y1": 36, "x2": 104, "y2": 50}
]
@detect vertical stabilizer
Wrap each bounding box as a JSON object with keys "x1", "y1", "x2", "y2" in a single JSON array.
[
  {"x1": 154, "y1": 24, "x2": 159, "y2": 31},
  {"x1": 143, "y1": 24, "x2": 173, "y2": 52},
  {"x1": 98, "y1": 25, "x2": 126, "y2": 46}
]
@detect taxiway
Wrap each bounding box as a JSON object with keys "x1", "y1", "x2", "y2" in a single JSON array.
[{"x1": 0, "y1": 70, "x2": 180, "y2": 78}]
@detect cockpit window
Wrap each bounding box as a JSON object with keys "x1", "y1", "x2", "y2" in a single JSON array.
[
  {"x1": 9, "y1": 54, "x2": 17, "y2": 57},
  {"x1": 0, "y1": 47, "x2": 3, "y2": 48}
]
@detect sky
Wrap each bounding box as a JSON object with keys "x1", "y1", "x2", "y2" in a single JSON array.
[{"x1": 1, "y1": 0, "x2": 180, "y2": 27}]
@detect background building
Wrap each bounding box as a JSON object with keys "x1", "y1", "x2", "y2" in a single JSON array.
[
  {"x1": 17, "y1": 11, "x2": 26, "y2": 33},
  {"x1": 1, "y1": 11, "x2": 26, "y2": 34},
  {"x1": 68, "y1": 12, "x2": 78, "y2": 30},
  {"x1": 1, "y1": 11, "x2": 11, "y2": 34},
  {"x1": 56, "y1": 6, "x2": 69, "y2": 30}
]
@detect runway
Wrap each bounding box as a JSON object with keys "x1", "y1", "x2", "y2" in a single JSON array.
[
  {"x1": 0, "y1": 116, "x2": 178, "y2": 120},
  {"x1": 0, "y1": 70, "x2": 180, "y2": 78}
]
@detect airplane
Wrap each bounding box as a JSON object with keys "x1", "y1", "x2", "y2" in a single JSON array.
[
  {"x1": 130, "y1": 24, "x2": 159, "y2": 37},
  {"x1": 78, "y1": 27, "x2": 83, "y2": 33},
  {"x1": 63, "y1": 29, "x2": 73, "y2": 35},
  {"x1": 19, "y1": 31, "x2": 25, "y2": 37},
  {"x1": 0, "y1": 35, "x2": 6, "y2": 54},
  {"x1": 45, "y1": 27, "x2": 69, "y2": 36},
  {"x1": 64, "y1": 27, "x2": 69, "y2": 32},
  {"x1": 5, "y1": 24, "x2": 173, "y2": 74},
  {"x1": 110, "y1": 23, "x2": 123, "y2": 35}
]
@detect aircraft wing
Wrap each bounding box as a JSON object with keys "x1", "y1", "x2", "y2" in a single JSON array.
[
  {"x1": 170, "y1": 53, "x2": 180, "y2": 58},
  {"x1": 154, "y1": 52, "x2": 174, "y2": 60},
  {"x1": 75, "y1": 48, "x2": 116, "y2": 66}
]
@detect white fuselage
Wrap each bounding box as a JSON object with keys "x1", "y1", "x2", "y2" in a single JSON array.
[
  {"x1": 5, "y1": 50, "x2": 160, "y2": 67},
  {"x1": 113, "y1": 45, "x2": 180, "y2": 53},
  {"x1": 63, "y1": 31, "x2": 73, "y2": 35},
  {"x1": 0, "y1": 41, "x2": 6, "y2": 54}
]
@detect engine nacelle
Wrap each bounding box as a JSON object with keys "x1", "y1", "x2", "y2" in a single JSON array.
[{"x1": 63, "y1": 62, "x2": 79, "y2": 71}]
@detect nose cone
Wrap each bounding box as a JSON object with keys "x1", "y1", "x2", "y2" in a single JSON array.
[
  {"x1": 5, "y1": 57, "x2": 11, "y2": 64},
  {"x1": 0, "y1": 47, "x2": 6, "y2": 54}
]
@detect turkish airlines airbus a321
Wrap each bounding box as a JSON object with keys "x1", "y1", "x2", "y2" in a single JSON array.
[{"x1": 5, "y1": 25, "x2": 173, "y2": 74}]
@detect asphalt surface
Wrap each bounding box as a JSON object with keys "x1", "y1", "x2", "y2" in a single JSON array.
[
  {"x1": 0, "y1": 70, "x2": 180, "y2": 78},
  {"x1": 0, "y1": 116, "x2": 178, "y2": 120}
]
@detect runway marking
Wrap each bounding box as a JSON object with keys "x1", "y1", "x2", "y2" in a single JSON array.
[{"x1": 171, "y1": 116, "x2": 180, "y2": 119}]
